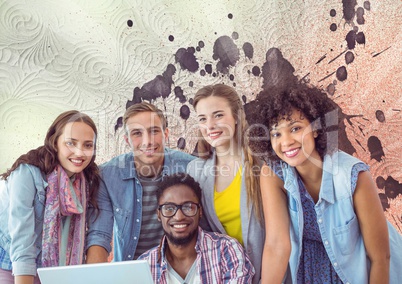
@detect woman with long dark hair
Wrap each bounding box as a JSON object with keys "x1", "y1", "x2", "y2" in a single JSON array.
[
  {"x1": 247, "y1": 82, "x2": 402, "y2": 283},
  {"x1": 0, "y1": 110, "x2": 100, "y2": 284}
]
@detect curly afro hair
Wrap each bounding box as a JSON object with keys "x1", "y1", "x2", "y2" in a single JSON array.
[{"x1": 247, "y1": 83, "x2": 341, "y2": 163}]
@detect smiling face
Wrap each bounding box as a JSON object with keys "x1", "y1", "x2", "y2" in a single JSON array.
[
  {"x1": 158, "y1": 184, "x2": 201, "y2": 247},
  {"x1": 57, "y1": 121, "x2": 95, "y2": 177},
  {"x1": 195, "y1": 96, "x2": 238, "y2": 152},
  {"x1": 124, "y1": 111, "x2": 168, "y2": 176},
  {"x1": 269, "y1": 109, "x2": 321, "y2": 169}
]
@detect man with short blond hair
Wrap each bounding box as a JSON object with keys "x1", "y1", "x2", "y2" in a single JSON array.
[{"x1": 86, "y1": 102, "x2": 195, "y2": 263}]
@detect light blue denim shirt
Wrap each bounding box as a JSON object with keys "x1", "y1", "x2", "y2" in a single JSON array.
[
  {"x1": 280, "y1": 151, "x2": 402, "y2": 284},
  {"x1": 0, "y1": 164, "x2": 47, "y2": 276},
  {"x1": 86, "y1": 148, "x2": 195, "y2": 261}
]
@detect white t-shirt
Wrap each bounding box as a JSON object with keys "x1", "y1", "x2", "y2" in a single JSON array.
[{"x1": 166, "y1": 258, "x2": 201, "y2": 284}]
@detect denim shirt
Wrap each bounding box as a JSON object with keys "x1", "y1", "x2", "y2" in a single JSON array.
[
  {"x1": 281, "y1": 151, "x2": 402, "y2": 284},
  {"x1": 0, "y1": 164, "x2": 47, "y2": 276},
  {"x1": 86, "y1": 148, "x2": 195, "y2": 261}
]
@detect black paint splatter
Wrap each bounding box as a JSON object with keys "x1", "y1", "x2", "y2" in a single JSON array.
[
  {"x1": 326, "y1": 83, "x2": 336, "y2": 96},
  {"x1": 127, "y1": 20, "x2": 133, "y2": 27},
  {"x1": 175, "y1": 47, "x2": 199, "y2": 72},
  {"x1": 232, "y1": 32, "x2": 239, "y2": 40},
  {"x1": 367, "y1": 136, "x2": 385, "y2": 162},
  {"x1": 243, "y1": 42, "x2": 254, "y2": 59},
  {"x1": 228, "y1": 13, "x2": 233, "y2": 19},
  {"x1": 378, "y1": 192, "x2": 390, "y2": 210},
  {"x1": 316, "y1": 55, "x2": 326, "y2": 64},
  {"x1": 242, "y1": 95, "x2": 247, "y2": 104},
  {"x1": 127, "y1": 64, "x2": 176, "y2": 106},
  {"x1": 375, "y1": 110, "x2": 385, "y2": 122},
  {"x1": 189, "y1": 81, "x2": 193, "y2": 87},
  {"x1": 336, "y1": 66, "x2": 347, "y2": 81},
  {"x1": 177, "y1": 137, "x2": 186, "y2": 150},
  {"x1": 346, "y1": 30, "x2": 357, "y2": 49},
  {"x1": 356, "y1": 32, "x2": 366, "y2": 45},
  {"x1": 330, "y1": 23, "x2": 337, "y2": 32},
  {"x1": 330, "y1": 9, "x2": 336, "y2": 17},
  {"x1": 115, "y1": 116, "x2": 123, "y2": 132},
  {"x1": 345, "y1": 51, "x2": 354, "y2": 64},
  {"x1": 252, "y1": 66, "x2": 260, "y2": 76},
  {"x1": 261, "y1": 48, "x2": 297, "y2": 92},
  {"x1": 377, "y1": 176, "x2": 402, "y2": 199},
  {"x1": 198, "y1": 41, "x2": 205, "y2": 48},
  {"x1": 338, "y1": 113, "x2": 359, "y2": 155},
  {"x1": 213, "y1": 36, "x2": 240, "y2": 74},
  {"x1": 169, "y1": 35, "x2": 174, "y2": 42},
  {"x1": 174, "y1": 86, "x2": 186, "y2": 103},
  {"x1": 205, "y1": 64, "x2": 212, "y2": 74},
  {"x1": 377, "y1": 176, "x2": 386, "y2": 189},
  {"x1": 200, "y1": 69, "x2": 206, "y2": 76},
  {"x1": 356, "y1": 7, "x2": 365, "y2": 25},
  {"x1": 180, "y1": 105, "x2": 190, "y2": 120},
  {"x1": 364, "y1": 1, "x2": 371, "y2": 11},
  {"x1": 342, "y1": 0, "x2": 357, "y2": 22}
]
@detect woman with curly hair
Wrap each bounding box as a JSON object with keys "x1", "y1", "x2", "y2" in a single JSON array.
[
  {"x1": 247, "y1": 83, "x2": 402, "y2": 284},
  {"x1": 187, "y1": 84, "x2": 264, "y2": 284},
  {"x1": 0, "y1": 111, "x2": 100, "y2": 284}
]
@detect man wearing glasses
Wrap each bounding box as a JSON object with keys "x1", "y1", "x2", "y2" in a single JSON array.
[{"x1": 138, "y1": 173, "x2": 254, "y2": 283}]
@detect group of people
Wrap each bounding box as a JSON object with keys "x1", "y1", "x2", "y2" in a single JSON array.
[{"x1": 1, "y1": 82, "x2": 401, "y2": 284}]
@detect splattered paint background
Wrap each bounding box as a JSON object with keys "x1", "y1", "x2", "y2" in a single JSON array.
[{"x1": 0, "y1": 0, "x2": 401, "y2": 232}]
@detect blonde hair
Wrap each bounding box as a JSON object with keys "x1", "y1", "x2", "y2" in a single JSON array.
[
  {"x1": 192, "y1": 84, "x2": 263, "y2": 222},
  {"x1": 123, "y1": 102, "x2": 167, "y2": 133}
]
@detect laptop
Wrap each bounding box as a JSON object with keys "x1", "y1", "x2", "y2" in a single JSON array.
[{"x1": 37, "y1": 260, "x2": 153, "y2": 284}]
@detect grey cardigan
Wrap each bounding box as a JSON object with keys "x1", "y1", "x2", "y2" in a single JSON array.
[{"x1": 187, "y1": 153, "x2": 264, "y2": 284}]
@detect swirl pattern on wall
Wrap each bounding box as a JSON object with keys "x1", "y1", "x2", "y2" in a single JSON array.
[{"x1": 0, "y1": 0, "x2": 401, "y2": 232}]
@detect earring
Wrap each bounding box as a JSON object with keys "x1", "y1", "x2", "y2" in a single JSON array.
[{"x1": 313, "y1": 131, "x2": 318, "y2": 138}]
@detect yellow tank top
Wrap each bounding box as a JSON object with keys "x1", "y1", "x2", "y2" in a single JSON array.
[{"x1": 214, "y1": 167, "x2": 243, "y2": 245}]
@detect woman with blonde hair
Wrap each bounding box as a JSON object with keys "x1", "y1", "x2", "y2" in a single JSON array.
[{"x1": 187, "y1": 84, "x2": 264, "y2": 284}]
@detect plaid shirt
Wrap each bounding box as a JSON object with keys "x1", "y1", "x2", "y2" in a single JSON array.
[{"x1": 138, "y1": 227, "x2": 254, "y2": 284}]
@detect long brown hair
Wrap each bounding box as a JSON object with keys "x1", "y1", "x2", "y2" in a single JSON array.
[
  {"x1": 1, "y1": 110, "x2": 100, "y2": 206},
  {"x1": 192, "y1": 84, "x2": 263, "y2": 222}
]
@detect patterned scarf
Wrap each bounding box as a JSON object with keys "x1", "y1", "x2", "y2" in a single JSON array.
[{"x1": 42, "y1": 164, "x2": 88, "y2": 267}]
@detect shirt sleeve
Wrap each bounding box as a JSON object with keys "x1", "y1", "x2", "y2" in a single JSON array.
[
  {"x1": 220, "y1": 237, "x2": 255, "y2": 284},
  {"x1": 351, "y1": 162, "x2": 369, "y2": 194},
  {"x1": 267, "y1": 160, "x2": 285, "y2": 181},
  {"x1": 8, "y1": 164, "x2": 40, "y2": 276},
  {"x1": 85, "y1": 177, "x2": 113, "y2": 253}
]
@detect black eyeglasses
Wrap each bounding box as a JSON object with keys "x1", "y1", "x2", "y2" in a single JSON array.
[{"x1": 158, "y1": 202, "x2": 200, "y2": 217}]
